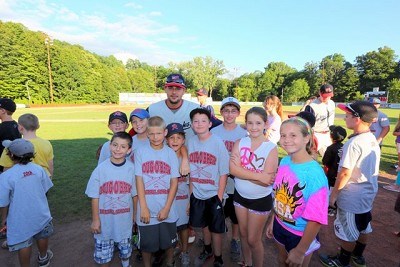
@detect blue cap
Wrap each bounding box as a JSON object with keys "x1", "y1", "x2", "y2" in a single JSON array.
[{"x1": 130, "y1": 108, "x2": 150, "y2": 121}]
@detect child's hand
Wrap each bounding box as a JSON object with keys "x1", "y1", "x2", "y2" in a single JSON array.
[
  {"x1": 180, "y1": 158, "x2": 190, "y2": 176},
  {"x1": 157, "y1": 207, "x2": 170, "y2": 221},
  {"x1": 140, "y1": 208, "x2": 150, "y2": 224},
  {"x1": 230, "y1": 154, "x2": 240, "y2": 166},
  {"x1": 265, "y1": 219, "x2": 274, "y2": 239},
  {"x1": 286, "y1": 247, "x2": 305, "y2": 267},
  {"x1": 91, "y1": 219, "x2": 101, "y2": 234}
]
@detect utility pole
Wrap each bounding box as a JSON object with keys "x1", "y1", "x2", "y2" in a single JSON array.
[{"x1": 45, "y1": 36, "x2": 54, "y2": 104}]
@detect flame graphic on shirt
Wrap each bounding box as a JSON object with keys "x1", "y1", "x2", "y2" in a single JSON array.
[{"x1": 274, "y1": 180, "x2": 305, "y2": 225}]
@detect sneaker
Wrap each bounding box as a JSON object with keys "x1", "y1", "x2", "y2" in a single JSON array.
[
  {"x1": 37, "y1": 250, "x2": 53, "y2": 267},
  {"x1": 195, "y1": 249, "x2": 213, "y2": 266},
  {"x1": 351, "y1": 255, "x2": 366, "y2": 267},
  {"x1": 230, "y1": 239, "x2": 241, "y2": 261},
  {"x1": 213, "y1": 259, "x2": 224, "y2": 267},
  {"x1": 188, "y1": 227, "x2": 196, "y2": 244},
  {"x1": 181, "y1": 251, "x2": 190, "y2": 267},
  {"x1": 391, "y1": 164, "x2": 398, "y2": 169},
  {"x1": 328, "y1": 207, "x2": 337, "y2": 217},
  {"x1": 319, "y1": 254, "x2": 350, "y2": 267}
]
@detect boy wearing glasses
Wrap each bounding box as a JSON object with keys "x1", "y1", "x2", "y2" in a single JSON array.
[
  {"x1": 148, "y1": 74, "x2": 199, "y2": 141},
  {"x1": 320, "y1": 101, "x2": 379, "y2": 267},
  {"x1": 98, "y1": 111, "x2": 129, "y2": 165},
  {"x1": 211, "y1": 97, "x2": 246, "y2": 262}
]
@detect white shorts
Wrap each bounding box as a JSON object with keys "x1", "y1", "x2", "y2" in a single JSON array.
[{"x1": 334, "y1": 208, "x2": 372, "y2": 242}]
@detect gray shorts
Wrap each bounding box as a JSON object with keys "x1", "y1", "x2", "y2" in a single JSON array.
[
  {"x1": 334, "y1": 208, "x2": 372, "y2": 242},
  {"x1": 9, "y1": 220, "x2": 54, "y2": 252},
  {"x1": 138, "y1": 222, "x2": 177, "y2": 253}
]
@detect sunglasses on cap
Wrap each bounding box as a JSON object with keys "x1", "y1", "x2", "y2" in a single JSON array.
[{"x1": 346, "y1": 104, "x2": 360, "y2": 118}]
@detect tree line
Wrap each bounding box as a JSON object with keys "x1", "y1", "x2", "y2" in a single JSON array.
[{"x1": 1, "y1": 20, "x2": 399, "y2": 104}]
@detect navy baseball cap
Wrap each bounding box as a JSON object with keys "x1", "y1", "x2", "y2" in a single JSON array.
[
  {"x1": 369, "y1": 97, "x2": 381, "y2": 104},
  {"x1": 329, "y1": 125, "x2": 347, "y2": 141},
  {"x1": 165, "y1": 73, "x2": 186, "y2": 89},
  {"x1": 166, "y1": 123, "x2": 185, "y2": 138},
  {"x1": 320, "y1": 84, "x2": 334, "y2": 98},
  {"x1": 130, "y1": 108, "x2": 150, "y2": 121},
  {"x1": 108, "y1": 111, "x2": 128, "y2": 124}
]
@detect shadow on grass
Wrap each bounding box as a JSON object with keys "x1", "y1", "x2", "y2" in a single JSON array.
[{"x1": 48, "y1": 137, "x2": 108, "y2": 224}]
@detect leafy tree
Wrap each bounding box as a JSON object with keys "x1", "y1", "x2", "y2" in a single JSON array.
[
  {"x1": 259, "y1": 62, "x2": 296, "y2": 97},
  {"x1": 356, "y1": 46, "x2": 398, "y2": 93},
  {"x1": 213, "y1": 78, "x2": 231, "y2": 100},
  {"x1": 387, "y1": 78, "x2": 400, "y2": 103},
  {"x1": 127, "y1": 68, "x2": 155, "y2": 93},
  {"x1": 284, "y1": 78, "x2": 310, "y2": 102}
]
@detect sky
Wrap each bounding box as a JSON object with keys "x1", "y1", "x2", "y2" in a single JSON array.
[{"x1": 1, "y1": 0, "x2": 399, "y2": 77}]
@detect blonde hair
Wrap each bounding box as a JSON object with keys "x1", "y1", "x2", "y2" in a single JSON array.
[
  {"x1": 18, "y1": 113, "x2": 39, "y2": 131},
  {"x1": 148, "y1": 116, "x2": 166, "y2": 129},
  {"x1": 264, "y1": 95, "x2": 283, "y2": 119},
  {"x1": 281, "y1": 117, "x2": 313, "y2": 155}
]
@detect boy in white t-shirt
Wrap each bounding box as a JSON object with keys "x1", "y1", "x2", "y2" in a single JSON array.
[
  {"x1": 0, "y1": 139, "x2": 54, "y2": 267},
  {"x1": 86, "y1": 132, "x2": 136, "y2": 267},
  {"x1": 188, "y1": 108, "x2": 230, "y2": 267},
  {"x1": 211, "y1": 97, "x2": 247, "y2": 262},
  {"x1": 135, "y1": 116, "x2": 179, "y2": 267}
]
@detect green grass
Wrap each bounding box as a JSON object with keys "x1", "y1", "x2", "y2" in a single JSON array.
[{"x1": 11, "y1": 104, "x2": 399, "y2": 223}]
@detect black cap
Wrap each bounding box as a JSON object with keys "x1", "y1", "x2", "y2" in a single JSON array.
[
  {"x1": 320, "y1": 84, "x2": 334, "y2": 97},
  {"x1": 0, "y1": 98, "x2": 16, "y2": 112},
  {"x1": 338, "y1": 101, "x2": 378, "y2": 123},
  {"x1": 190, "y1": 107, "x2": 211, "y2": 121},
  {"x1": 329, "y1": 125, "x2": 347, "y2": 142},
  {"x1": 296, "y1": 111, "x2": 316, "y2": 128},
  {"x1": 108, "y1": 111, "x2": 128, "y2": 124}
]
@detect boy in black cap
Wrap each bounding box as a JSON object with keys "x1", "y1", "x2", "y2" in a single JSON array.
[
  {"x1": 320, "y1": 101, "x2": 379, "y2": 267},
  {"x1": 322, "y1": 125, "x2": 347, "y2": 216},
  {"x1": 0, "y1": 98, "x2": 21, "y2": 170}
]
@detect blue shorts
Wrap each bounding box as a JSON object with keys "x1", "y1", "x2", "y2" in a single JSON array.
[
  {"x1": 9, "y1": 220, "x2": 54, "y2": 252},
  {"x1": 94, "y1": 238, "x2": 132, "y2": 264},
  {"x1": 273, "y1": 218, "x2": 320, "y2": 255}
]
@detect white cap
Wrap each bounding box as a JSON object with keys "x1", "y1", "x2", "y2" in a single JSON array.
[{"x1": 221, "y1": 97, "x2": 240, "y2": 110}]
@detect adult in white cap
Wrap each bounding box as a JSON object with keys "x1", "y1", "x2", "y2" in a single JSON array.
[
  {"x1": 305, "y1": 84, "x2": 335, "y2": 157},
  {"x1": 368, "y1": 97, "x2": 390, "y2": 147}
]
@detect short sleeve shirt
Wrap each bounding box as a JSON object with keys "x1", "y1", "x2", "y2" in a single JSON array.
[{"x1": 273, "y1": 156, "x2": 329, "y2": 236}]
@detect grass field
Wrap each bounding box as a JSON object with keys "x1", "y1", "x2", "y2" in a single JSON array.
[{"x1": 10, "y1": 104, "x2": 399, "y2": 223}]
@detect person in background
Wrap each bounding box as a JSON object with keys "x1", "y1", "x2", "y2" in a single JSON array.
[
  {"x1": 383, "y1": 114, "x2": 400, "y2": 192},
  {"x1": 197, "y1": 88, "x2": 222, "y2": 130},
  {"x1": 263, "y1": 95, "x2": 283, "y2": 144},
  {"x1": 305, "y1": 84, "x2": 335, "y2": 157},
  {"x1": 369, "y1": 97, "x2": 390, "y2": 148}
]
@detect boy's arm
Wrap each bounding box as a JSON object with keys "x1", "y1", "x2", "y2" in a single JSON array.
[
  {"x1": 377, "y1": 125, "x2": 390, "y2": 144},
  {"x1": 179, "y1": 145, "x2": 190, "y2": 176},
  {"x1": 48, "y1": 159, "x2": 54, "y2": 178},
  {"x1": 136, "y1": 176, "x2": 150, "y2": 224},
  {"x1": 133, "y1": 196, "x2": 138, "y2": 224},
  {"x1": 329, "y1": 167, "x2": 352, "y2": 207},
  {"x1": 286, "y1": 221, "x2": 321, "y2": 266},
  {"x1": 91, "y1": 198, "x2": 101, "y2": 234},
  {"x1": 217, "y1": 174, "x2": 227, "y2": 201},
  {"x1": 158, "y1": 177, "x2": 178, "y2": 221}
]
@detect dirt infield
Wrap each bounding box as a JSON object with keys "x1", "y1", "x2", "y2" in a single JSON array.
[{"x1": 0, "y1": 174, "x2": 399, "y2": 267}]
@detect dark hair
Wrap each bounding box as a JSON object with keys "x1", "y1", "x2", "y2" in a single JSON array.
[
  {"x1": 8, "y1": 152, "x2": 34, "y2": 165},
  {"x1": 245, "y1": 107, "x2": 268, "y2": 123},
  {"x1": 110, "y1": 132, "x2": 133, "y2": 148},
  {"x1": 190, "y1": 108, "x2": 211, "y2": 121}
]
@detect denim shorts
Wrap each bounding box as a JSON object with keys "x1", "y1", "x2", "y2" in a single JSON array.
[
  {"x1": 9, "y1": 220, "x2": 54, "y2": 252},
  {"x1": 94, "y1": 237, "x2": 132, "y2": 264}
]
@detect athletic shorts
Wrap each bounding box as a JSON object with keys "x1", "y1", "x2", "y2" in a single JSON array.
[
  {"x1": 233, "y1": 190, "x2": 273, "y2": 213},
  {"x1": 9, "y1": 220, "x2": 54, "y2": 252},
  {"x1": 273, "y1": 218, "x2": 320, "y2": 255},
  {"x1": 334, "y1": 208, "x2": 372, "y2": 242},
  {"x1": 93, "y1": 237, "x2": 132, "y2": 264},
  {"x1": 224, "y1": 194, "x2": 238, "y2": 224},
  {"x1": 189, "y1": 194, "x2": 226, "y2": 233},
  {"x1": 138, "y1": 222, "x2": 177, "y2": 253}
]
